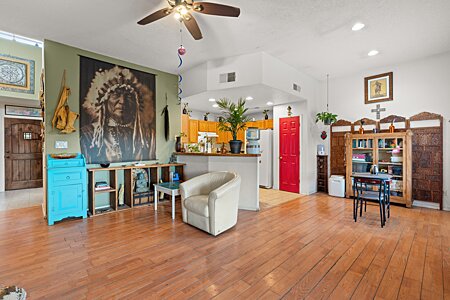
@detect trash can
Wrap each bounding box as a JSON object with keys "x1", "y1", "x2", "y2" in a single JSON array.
[{"x1": 329, "y1": 175, "x2": 345, "y2": 197}]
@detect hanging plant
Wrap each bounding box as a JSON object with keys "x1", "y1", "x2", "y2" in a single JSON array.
[{"x1": 315, "y1": 112, "x2": 338, "y2": 125}]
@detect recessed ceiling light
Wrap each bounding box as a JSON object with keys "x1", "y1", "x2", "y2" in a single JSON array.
[
  {"x1": 208, "y1": 98, "x2": 216, "y2": 102},
  {"x1": 368, "y1": 50, "x2": 379, "y2": 56},
  {"x1": 266, "y1": 101, "x2": 274, "y2": 106},
  {"x1": 212, "y1": 104, "x2": 219, "y2": 108},
  {"x1": 245, "y1": 96, "x2": 253, "y2": 101},
  {"x1": 352, "y1": 22, "x2": 365, "y2": 31}
]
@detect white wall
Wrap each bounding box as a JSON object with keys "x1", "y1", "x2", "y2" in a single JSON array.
[
  {"x1": 262, "y1": 53, "x2": 315, "y2": 100},
  {"x1": 206, "y1": 53, "x2": 263, "y2": 92},
  {"x1": 273, "y1": 91, "x2": 325, "y2": 195},
  {"x1": 247, "y1": 110, "x2": 273, "y2": 121},
  {"x1": 0, "y1": 96, "x2": 42, "y2": 192},
  {"x1": 188, "y1": 110, "x2": 221, "y2": 122},
  {"x1": 323, "y1": 51, "x2": 450, "y2": 210},
  {"x1": 181, "y1": 62, "x2": 207, "y2": 98}
]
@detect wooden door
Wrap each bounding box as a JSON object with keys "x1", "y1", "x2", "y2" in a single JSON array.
[
  {"x1": 189, "y1": 120, "x2": 198, "y2": 143},
  {"x1": 279, "y1": 116, "x2": 300, "y2": 193},
  {"x1": 4, "y1": 118, "x2": 43, "y2": 190}
]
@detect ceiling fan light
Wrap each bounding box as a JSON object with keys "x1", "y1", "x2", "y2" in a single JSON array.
[
  {"x1": 174, "y1": 12, "x2": 181, "y2": 20},
  {"x1": 178, "y1": 6, "x2": 188, "y2": 15}
]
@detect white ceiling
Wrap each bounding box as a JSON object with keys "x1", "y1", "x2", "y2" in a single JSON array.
[
  {"x1": 183, "y1": 84, "x2": 305, "y2": 113},
  {"x1": 1, "y1": 0, "x2": 449, "y2": 79}
]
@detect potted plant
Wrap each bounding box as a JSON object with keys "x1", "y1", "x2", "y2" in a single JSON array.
[
  {"x1": 216, "y1": 98, "x2": 251, "y2": 154},
  {"x1": 315, "y1": 112, "x2": 338, "y2": 125},
  {"x1": 203, "y1": 112, "x2": 210, "y2": 121},
  {"x1": 262, "y1": 109, "x2": 270, "y2": 120}
]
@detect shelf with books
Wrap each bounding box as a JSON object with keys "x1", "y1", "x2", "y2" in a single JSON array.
[
  {"x1": 345, "y1": 131, "x2": 412, "y2": 207},
  {"x1": 87, "y1": 163, "x2": 185, "y2": 216}
]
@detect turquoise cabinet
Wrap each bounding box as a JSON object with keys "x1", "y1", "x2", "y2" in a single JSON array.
[{"x1": 47, "y1": 154, "x2": 87, "y2": 225}]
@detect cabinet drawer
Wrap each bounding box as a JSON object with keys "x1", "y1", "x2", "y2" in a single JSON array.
[
  {"x1": 49, "y1": 170, "x2": 84, "y2": 186},
  {"x1": 48, "y1": 159, "x2": 85, "y2": 168}
]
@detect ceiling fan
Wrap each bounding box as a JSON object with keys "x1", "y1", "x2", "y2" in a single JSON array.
[{"x1": 137, "y1": 0, "x2": 240, "y2": 40}]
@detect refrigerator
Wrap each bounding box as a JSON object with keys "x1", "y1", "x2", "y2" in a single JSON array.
[{"x1": 259, "y1": 129, "x2": 273, "y2": 188}]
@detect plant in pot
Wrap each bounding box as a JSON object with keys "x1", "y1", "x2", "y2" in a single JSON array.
[
  {"x1": 262, "y1": 109, "x2": 270, "y2": 120},
  {"x1": 216, "y1": 98, "x2": 251, "y2": 154},
  {"x1": 315, "y1": 112, "x2": 338, "y2": 125},
  {"x1": 203, "y1": 112, "x2": 210, "y2": 121}
]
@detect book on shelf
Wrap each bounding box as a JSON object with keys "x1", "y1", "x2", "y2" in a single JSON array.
[{"x1": 95, "y1": 181, "x2": 112, "y2": 191}]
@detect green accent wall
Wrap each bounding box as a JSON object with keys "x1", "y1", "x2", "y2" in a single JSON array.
[
  {"x1": 0, "y1": 38, "x2": 42, "y2": 100},
  {"x1": 44, "y1": 40, "x2": 180, "y2": 164}
]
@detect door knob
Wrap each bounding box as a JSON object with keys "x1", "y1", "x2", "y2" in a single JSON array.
[{"x1": 279, "y1": 156, "x2": 283, "y2": 160}]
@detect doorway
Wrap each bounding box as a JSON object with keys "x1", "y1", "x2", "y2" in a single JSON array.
[
  {"x1": 4, "y1": 118, "x2": 43, "y2": 190},
  {"x1": 279, "y1": 116, "x2": 300, "y2": 193}
]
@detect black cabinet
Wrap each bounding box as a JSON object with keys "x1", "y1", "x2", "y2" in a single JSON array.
[{"x1": 317, "y1": 155, "x2": 328, "y2": 193}]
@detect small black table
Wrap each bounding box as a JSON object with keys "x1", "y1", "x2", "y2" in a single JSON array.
[{"x1": 351, "y1": 173, "x2": 392, "y2": 227}]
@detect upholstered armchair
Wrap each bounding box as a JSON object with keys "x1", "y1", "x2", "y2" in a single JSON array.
[{"x1": 180, "y1": 172, "x2": 241, "y2": 236}]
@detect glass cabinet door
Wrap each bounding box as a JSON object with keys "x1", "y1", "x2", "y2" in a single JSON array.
[
  {"x1": 377, "y1": 137, "x2": 404, "y2": 197},
  {"x1": 351, "y1": 138, "x2": 374, "y2": 173}
]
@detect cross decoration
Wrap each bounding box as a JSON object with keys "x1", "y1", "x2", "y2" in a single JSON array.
[{"x1": 371, "y1": 104, "x2": 386, "y2": 120}]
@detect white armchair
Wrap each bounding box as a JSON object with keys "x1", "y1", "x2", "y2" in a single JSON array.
[{"x1": 180, "y1": 172, "x2": 241, "y2": 236}]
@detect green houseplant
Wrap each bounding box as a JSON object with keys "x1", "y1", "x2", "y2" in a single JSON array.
[
  {"x1": 315, "y1": 112, "x2": 338, "y2": 125},
  {"x1": 216, "y1": 98, "x2": 251, "y2": 154}
]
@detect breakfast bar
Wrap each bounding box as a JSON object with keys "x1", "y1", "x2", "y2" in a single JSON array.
[{"x1": 175, "y1": 152, "x2": 260, "y2": 211}]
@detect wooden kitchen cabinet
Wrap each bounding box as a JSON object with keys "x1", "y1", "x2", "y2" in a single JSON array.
[
  {"x1": 198, "y1": 120, "x2": 208, "y2": 132},
  {"x1": 189, "y1": 119, "x2": 198, "y2": 143},
  {"x1": 208, "y1": 121, "x2": 217, "y2": 132},
  {"x1": 181, "y1": 114, "x2": 189, "y2": 143},
  {"x1": 264, "y1": 119, "x2": 273, "y2": 129}
]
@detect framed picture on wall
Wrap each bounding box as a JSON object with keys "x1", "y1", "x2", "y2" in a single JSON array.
[
  {"x1": 0, "y1": 54, "x2": 35, "y2": 94},
  {"x1": 79, "y1": 56, "x2": 156, "y2": 164},
  {"x1": 5, "y1": 105, "x2": 41, "y2": 117},
  {"x1": 364, "y1": 72, "x2": 393, "y2": 104}
]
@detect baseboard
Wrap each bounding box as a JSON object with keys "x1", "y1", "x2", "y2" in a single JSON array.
[{"x1": 413, "y1": 200, "x2": 440, "y2": 210}]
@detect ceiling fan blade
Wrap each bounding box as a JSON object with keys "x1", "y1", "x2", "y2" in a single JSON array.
[
  {"x1": 192, "y1": 2, "x2": 240, "y2": 17},
  {"x1": 183, "y1": 13, "x2": 203, "y2": 40},
  {"x1": 138, "y1": 8, "x2": 173, "y2": 25}
]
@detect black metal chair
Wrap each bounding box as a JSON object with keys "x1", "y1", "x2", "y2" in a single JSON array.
[{"x1": 353, "y1": 177, "x2": 390, "y2": 227}]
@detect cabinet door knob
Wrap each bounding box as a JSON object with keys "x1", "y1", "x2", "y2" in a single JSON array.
[{"x1": 66, "y1": 176, "x2": 70, "y2": 180}]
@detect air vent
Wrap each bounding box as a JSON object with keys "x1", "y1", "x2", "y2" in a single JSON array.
[
  {"x1": 293, "y1": 83, "x2": 301, "y2": 92},
  {"x1": 219, "y1": 72, "x2": 236, "y2": 83}
]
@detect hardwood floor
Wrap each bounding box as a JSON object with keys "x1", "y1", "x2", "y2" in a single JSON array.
[
  {"x1": 259, "y1": 188, "x2": 304, "y2": 209},
  {"x1": 0, "y1": 193, "x2": 449, "y2": 299}
]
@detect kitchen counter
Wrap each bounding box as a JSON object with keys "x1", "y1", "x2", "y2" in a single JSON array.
[
  {"x1": 176, "y1": 152, "x2": 260, "y2": 211},
  {"x1": 175, "y1": 152, "x2": 260, "y2": 157}
]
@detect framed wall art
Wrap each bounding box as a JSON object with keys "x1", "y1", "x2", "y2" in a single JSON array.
[
  {"x1": 5, "y1": 105, "x2": 41, "y2": 117},
  {"x1": 0, "y1": 54, "x2": 35, "y2": 94},
  {"x1": 364, "y1": 72, "x2": 393, "y2": 104},
  {"x1": 79, "y1": 56, "x2": 156, "y2": 164}
]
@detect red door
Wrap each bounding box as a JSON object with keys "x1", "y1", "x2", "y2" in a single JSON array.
[{"x1": 279, "y1": 116, "x2": 300, "y2": 193}]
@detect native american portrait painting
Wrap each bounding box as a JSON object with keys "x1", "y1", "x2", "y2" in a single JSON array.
[{"x1": 79, "y1": 56, "x2": 156, "y2": 164}]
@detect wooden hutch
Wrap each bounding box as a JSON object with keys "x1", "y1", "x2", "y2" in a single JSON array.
[{"x1": 345, "y1": 131, "x2": 412, "y2": 207}]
